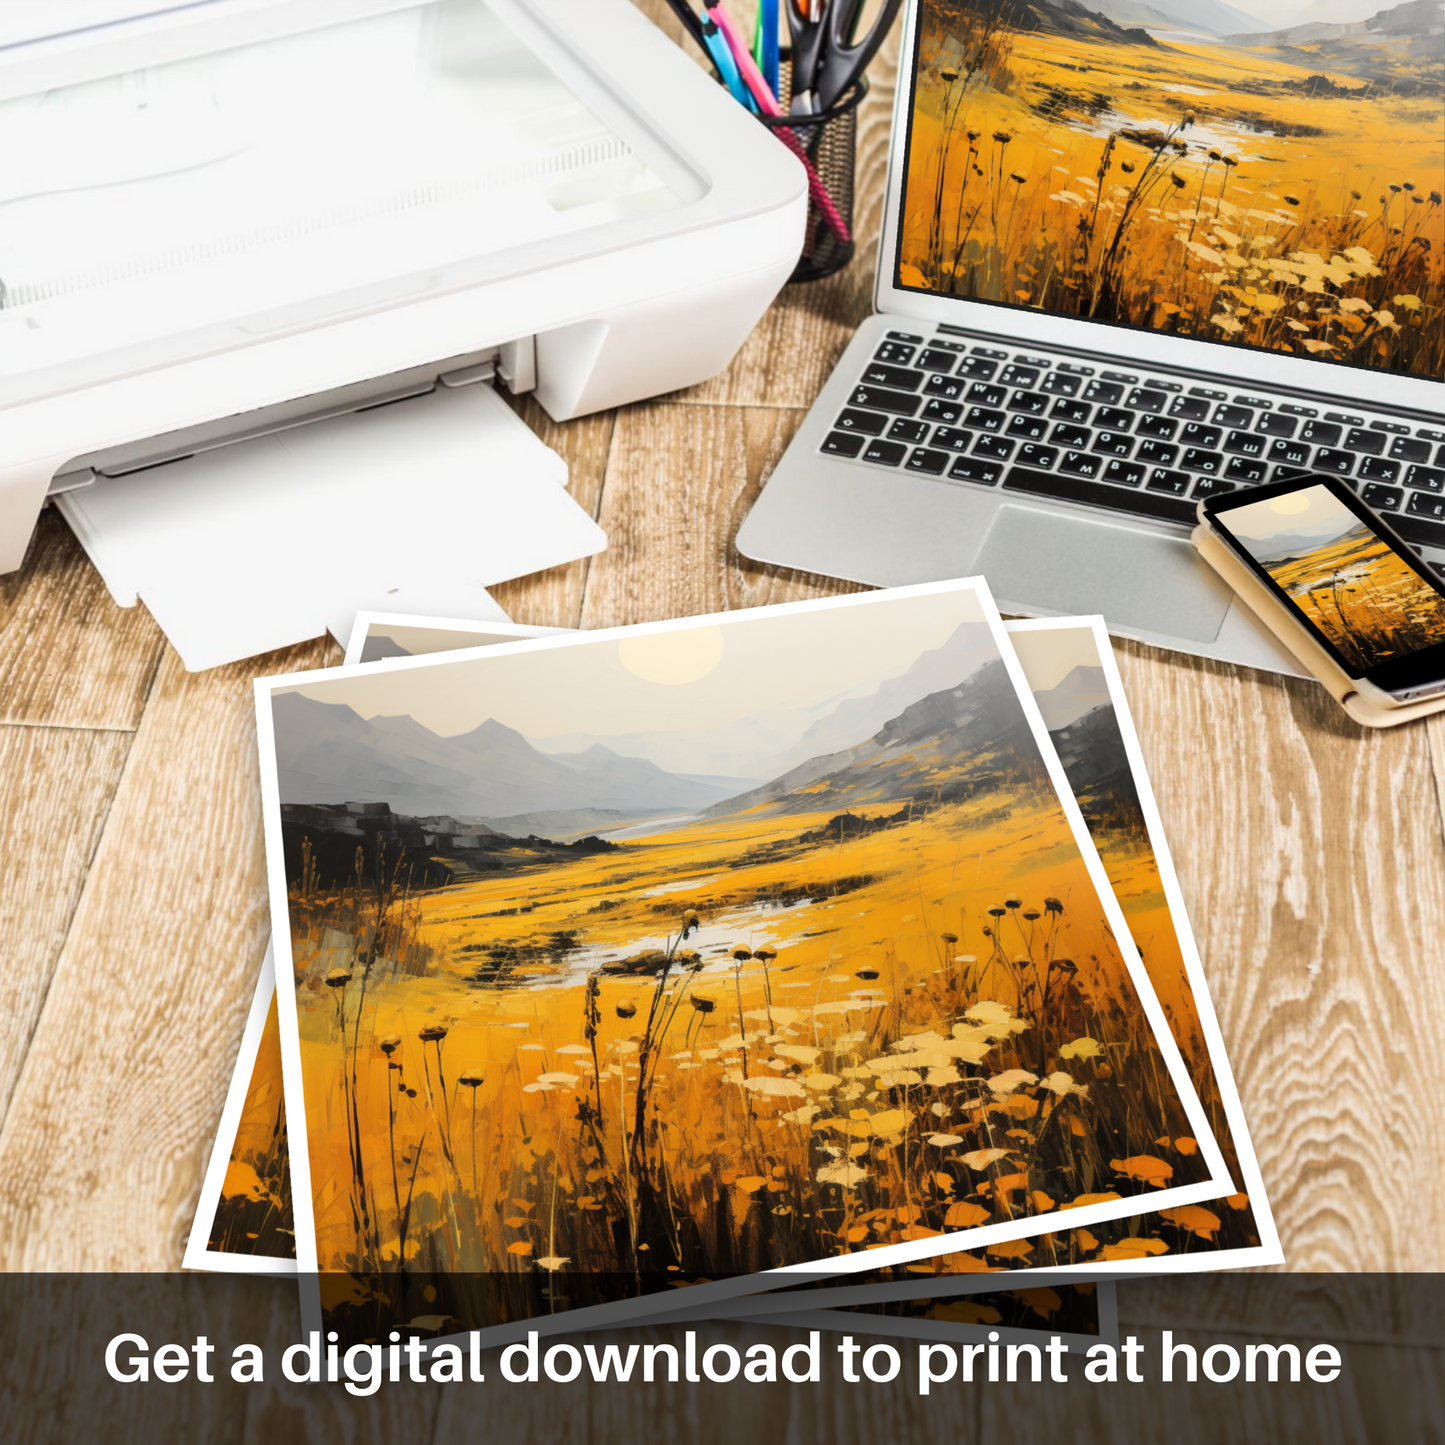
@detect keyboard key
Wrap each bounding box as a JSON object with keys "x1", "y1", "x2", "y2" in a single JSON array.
[
  {"x1": 1407, "y1": 491, "x2": 1445, "y2": 522},
  {"x1": 821, "y1": 431, "x2": 865, "y2": 457},
  {"x1": 1362, "y1": 483, "x2": 1403, "y2": 511},
  {"x1": 1137, "y1": 414, "x2": 1178, "y2": 440},
  {"x1": 1326, "y1": 411, "x2": 1364, "y2": 426},
  {"x1": 1017, "y1": 444, "x2": 1059, "y2": 469},
  {"x1": 1126, "y1": 388, "x2": 1167, "y2": 413},
  {"x1": 1057, "y1": 362, "x2": 1094, "y2": 375},
  {"x1": 948, "y1": 457, "x2": 1004, "y2": 485},
  {"x1": 1438, "y1": 444, "x2": 1445, "y2": 466},
  {"x1": 1147, "y1": 469, "x2": 1191, "y2": 495},
  {"x1": 971, "y1": 345, "x2": 1008, "y2": 359},
  {"x1": 1369, "y1": 419, "x2": 1410, "y2": 435},
  {"x1": 965, "y1": 406, "x2": 1006, "y2": 432},
  {"x1": 1188, "y1": 386, "x2": 1228, "y2": 401},
  {"x1": 1092, "y1": 432, "x2": 1134, "y2": 458},
  {"x1": 1083, "y1": 380, "x2": 1123, "y2": 404},
  {"x1": 1345, "y1": 428, "x2": 1385, "y2": 455},
  {"x1": 1046, "y1": 421, "x2": 1086, "y2": 447},
  {"x1": 924, "y1": 374, "x2": 966, "y2": 400},
  {"x1": 1060, "y1": 450, "x2": 1103, "y2": 478},
  {"x1": 974, "y1": 435, "x2": 1015, "y2": 461},
  {"x1": 1008, "y1": 390, "x2": 1050, "y2": 415},
  {"x1": 906, "y1": 448, "x2": 951, "y2": 476},
  {"x1": 1256, "y1": 413, "x2": 1298, "y2": 438},
  {"x1": 933, "y1": 340, "x2": 970, "y2": 353},
  {"x1": 1280, "y1": 403, "x2": 1319, "y2": 417},
  {"x1": 1041, "y1": 372, "x2": 1082, "y2": 397},
  {"x1": 1182, "y1": 448, "x2": 1224, "y2": 475},
  {"x1": 863, "y1": 363, "x2": 925, "y2": 390},
  {"x1": 1095, "y1": 406, "x2": 1134, "y2": 432},
  {"x1": 835, "y1": 408, "x2": 889, "y2": 436},
  {"x1": 1406, "y1": 465, "x2": 1445, "y2": 493},
  {"x1": 967, "y1": 383, "x2": 1008, "y2": 407},
  {"x1": 887, "y1": 418, "x2": 931, "y2": 444},
  {"x1": 1104, "y1": 459, "x2": 1146, "y2": 487},
  {"x1": 886, "y1": 330, "x2": 924, "y2": 343},
  {"x1": 1215, "y1": 404, "x2": 1254, "y2": 429},
  {"x1": 922, "y1": 398, "x2": 963, "y2": 424},
  {"x1": 958, "y1": 356, "x2": 1000, "y2": 379},
  {"x1": 999, "y1": 364, "x2": 1040, "y2": 388},
  {"x1": 1314, "y1": 447, "x2": 1354, "y2": 476},
  {"x1": 1101, "y1": 370, "x2": 1137, "y2": 384},
  {"x1": 1390, "y1": 436, "x2": 1432, "y2": 464},
  {"x1": 1137, "y1": 440, "x2": 1179, "y2": 467},
  {"x1": 1224, "y1": 430, "x2": 1266, "y2": 458},
  {"x1": 1006, "y1": 414, "x2": 1048, "y2": 441},
  {"x1": 1145, "y1": 379, "x2": 1182, "y2": 394},
  {"x1": 1192, "y1": 477, "x2": 1236, "y2": 499},
  {"x1": 850, "y1": 385, "x2": 921, "y2": 417},
  {"x1": 1004, "y1": 466, "x2": 1197, "y2": 524},
  {"x1": 930, "y1": 427, "x2": 974, "y2": 452},
  {"x1": 1050, "y1": 398, "x2": 1092, "y2": 424},
  {"x1": 1225, "y1": 456, "x2": 1268, "y2": 483},
  {"x1": 874, "y1": 342, "x2": 917, "y2": 365},
  {"x1": 1169, "y1": 395, "x2": 1211, "y2": 421},
  {"x1": 1299, "y1": 420, "x2": 1341, "y2": 447},
  {"x1": 1268, "y1": 438, "x2": 1311, "y2": 468},
  {"x1": 1395, "y1": 513, "x2": 1445, "y2": 550},
  {"x1": 1360, "y1": 456, "x2": 1400, "y2": 483},
  {"x1": 1180, "y1": 423, "x2": 1223, "y2": 449},
  {"x1": 861, "y1": 438, "x2": 907, "y2": 466},
  {"x1": 917, "y1": 348, "x2": 959, "y2": 373},
  {"x1": 1421, "y1": 428, "x2": 1445, "y2": 443}
]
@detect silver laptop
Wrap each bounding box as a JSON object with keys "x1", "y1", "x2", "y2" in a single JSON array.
[{"x1": 738, "y1": 0, "x2": 1445, "y2": 673}]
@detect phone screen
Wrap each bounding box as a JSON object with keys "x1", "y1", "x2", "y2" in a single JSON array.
[{"x1": 1207, "y1": 478, "x2": 1445, "y2": 687}]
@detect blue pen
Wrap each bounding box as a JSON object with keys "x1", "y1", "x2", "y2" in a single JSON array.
[
  {"x1": 700, "y1": 15, "x2": 756, "y2": 111},
  {"x1": 758, "y1": 0, "x2": 779, "y2": 97}
]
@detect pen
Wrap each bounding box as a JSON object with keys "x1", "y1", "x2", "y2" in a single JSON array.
[
  {"x1": 754, "y1": 0, "x2": 780, "y2": 98},
  {"x1": 661, "y1": 0, "x2": 707, "y2": 51},
  {"x1": 706, "y1": 3, "x2": 852, "y2": 247},
  {"x1": 699, "y1": 13, "x2": 756, "y2": 110}
]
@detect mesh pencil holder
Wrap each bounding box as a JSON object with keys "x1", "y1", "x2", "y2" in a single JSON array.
[{"x1": 758, "y1": 60, "x2": 867, "y2": 284}]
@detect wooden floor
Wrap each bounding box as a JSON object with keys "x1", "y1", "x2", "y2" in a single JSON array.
[{"x1": 2, "y1": 5, "x2": 1443, "y2": 1439}]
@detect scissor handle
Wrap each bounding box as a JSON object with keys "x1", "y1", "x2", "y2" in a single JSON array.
[
  {"x1": 784, "y1": 0, "x2": 829, "y2": 103},
  {"x1": 814, "y1": 0, "x2": 902, "y2": 109}
]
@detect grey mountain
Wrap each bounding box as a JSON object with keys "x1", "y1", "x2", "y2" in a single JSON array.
[
  {"x1": 1070, "y1": 0, "x2": 1265, "y2": 34},
  {"x1": 1223, "y1": 0, "x2": 1443, "y2": 44},
  {"x1": 1030, "y1": 665, "x2": 1112, "y2": 731},
  {"x1": 271, "y1": 692, "x2": 737, "y2": 817},
  {"x1": 1247, "y1": 521, "x2": 1370, "y2": 563},
  {"x1": 358, "y1": 634, "x2": 413, "y2": 663},
  {"x1": 530, "y1": 619, "x2": 998, "y2": 781}
]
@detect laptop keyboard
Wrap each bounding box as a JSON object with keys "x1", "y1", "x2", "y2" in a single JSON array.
[{"x1": 822, "y1": 330, "x2": 1445, "y2": 560}]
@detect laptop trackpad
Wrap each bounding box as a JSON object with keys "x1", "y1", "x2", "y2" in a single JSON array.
[{"x1": 975, "y1": 505, "x2": 1233, "y2": 643}]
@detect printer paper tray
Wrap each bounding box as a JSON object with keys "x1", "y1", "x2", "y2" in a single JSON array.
[{"x1": 56, "y1": 384, "x2": 604, "y2": 671}]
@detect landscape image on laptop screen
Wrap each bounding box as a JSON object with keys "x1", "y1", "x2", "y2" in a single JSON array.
[{"x1": 896, "y1": 0, "x2": 1445, "y2": 379}]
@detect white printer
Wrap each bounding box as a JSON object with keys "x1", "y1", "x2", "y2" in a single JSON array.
[{"x1": 0, "y1": 0, "x2": 806, "y2": 665}]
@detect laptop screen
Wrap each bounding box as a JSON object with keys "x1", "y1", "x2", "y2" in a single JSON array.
[{"x1": 893, "y1": 0, "x2": 1444, "y2": 382}]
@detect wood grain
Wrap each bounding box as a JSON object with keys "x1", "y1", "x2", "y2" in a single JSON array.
[
  {"x1": 1109, "y1": 638, "x2": 1445, "y2": 1272},
  {"x1": 0, "y1": 510, "x2": 165, "y2": 731},
  {"x1": 0, "y1": 726, "x2": 133, "y2": 1124},
  {"x1": 0, "y1": 640, "x2": 332, "y2": 1269},
  {"x1": 580, "y1": 403, "x2": 865, "y2": 630}
]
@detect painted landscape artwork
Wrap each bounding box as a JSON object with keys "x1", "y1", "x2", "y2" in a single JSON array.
[
  {"x1": 265, "y1": 588, "x2": 1217, "y2": 1340},
  {"x1": 1227, "y1": 482, "x2": 1445, "y2": 667},
  {"x1": 208, "y1": 991, "x2": 294, "y2": 1260},
  {"x1": 900, "y1": 0, "x2": 1444, "y2": 376}
]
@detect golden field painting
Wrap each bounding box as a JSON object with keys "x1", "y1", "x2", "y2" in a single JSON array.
[
  {"x1": 900, "y1": 0, "x2": 1444, "y2": 377},
  {"x1": 1228, "y1": 481, "x2": 1445, "y2": 668},
  {"x1": 263, "y1": 588, "x2": 1219, "y2": 1341}
]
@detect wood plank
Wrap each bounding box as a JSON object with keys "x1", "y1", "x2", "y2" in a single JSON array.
[
  {"x1": 0, "y1": 639, "x2": 333, "y2": 1269},
  {"x1": 1109, "y1": 638, "x2": 1445, "y2": 1271},
  {"x1": 579, "y1": 403, "x2": 866, "y2": 630},
  {"x1": 490, "y1": 398, "x2": 614, "y2": 631},
  {"x1": 0, "y1": 725, "x2": 133, "y2": 1126},
  {"x1": 0, "y1": 509, "x2": 165, "y2": 730}
]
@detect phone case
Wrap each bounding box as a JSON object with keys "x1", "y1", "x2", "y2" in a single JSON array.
[{"x1": 1192, "y1": 523, "x2": 1445, "y2": 729}]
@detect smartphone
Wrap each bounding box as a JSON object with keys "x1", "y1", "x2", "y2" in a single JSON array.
[{"x1": 1200, "y1": 474, "x2": 1445, "y2": 707}]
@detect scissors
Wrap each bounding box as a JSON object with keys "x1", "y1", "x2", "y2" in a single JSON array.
[{"x1": 786, "y1": 0, "x2": 903, "y2": 114}]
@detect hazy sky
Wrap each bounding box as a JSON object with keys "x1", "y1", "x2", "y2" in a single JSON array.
[
  {"x1": 1223, "y1": 485, "x2": 1360, "y2": 544},
  {"x1": 281, "y1": 588, "x2": 991, "y2": 741},
  {"x1": 1234, "y1": 1, "x2": 1383, "y2": 27},
  {"x1": 1008, "y1": 624, "x2": 1103, "y2": 694}
]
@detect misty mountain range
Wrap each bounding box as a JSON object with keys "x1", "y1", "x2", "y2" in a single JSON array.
[
  {"x1": 273, "y1": 620, "x2": 1001, "y2": 828},
  {"x1": 1028, "y1": 664, "x2": 1111, "y2": 731},
  {"x1": 1246, "y1": 521, "x2": 1370, "y2": 563}
]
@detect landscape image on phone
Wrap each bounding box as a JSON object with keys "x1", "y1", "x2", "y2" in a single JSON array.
[{"x1": 1222, "y1": 483, "x2": 1445, "y2": 669}]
